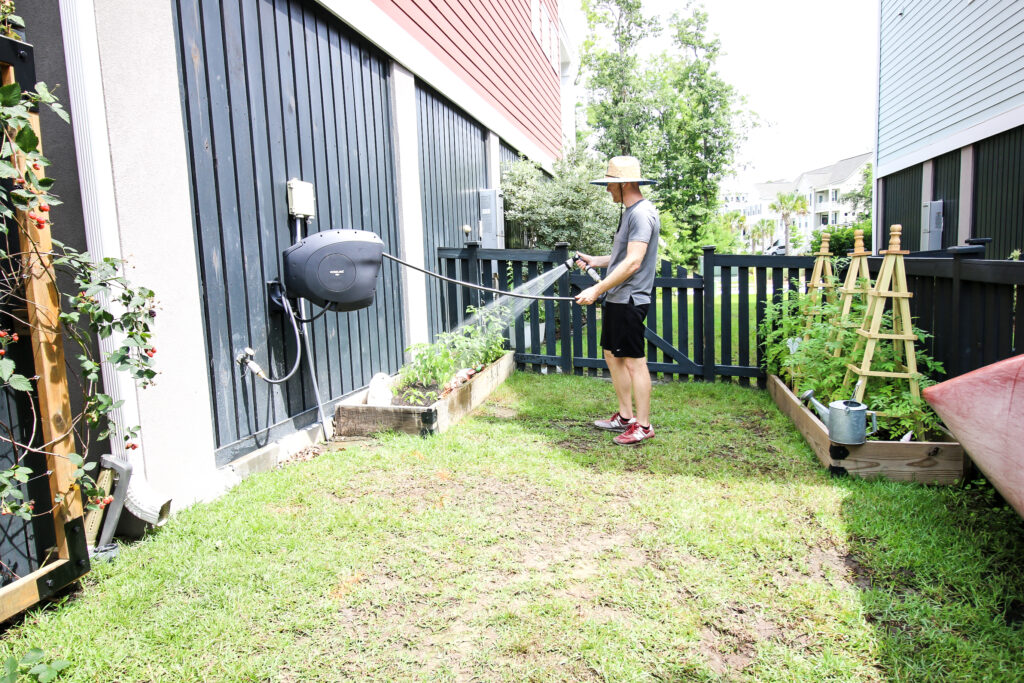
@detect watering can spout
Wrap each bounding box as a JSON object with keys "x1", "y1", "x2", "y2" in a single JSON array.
[{"x1": 799, "y1": 389, "x2": 830, "y2": 428}]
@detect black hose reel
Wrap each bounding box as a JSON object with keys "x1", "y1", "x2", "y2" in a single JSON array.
[{"x1": 281, "y1": 229, "x2": 384, "y2": 312}]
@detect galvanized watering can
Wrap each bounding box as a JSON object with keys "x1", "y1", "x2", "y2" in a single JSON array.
[{"x1": 799, "y1": 389, "x2": 878, "y2": 445}]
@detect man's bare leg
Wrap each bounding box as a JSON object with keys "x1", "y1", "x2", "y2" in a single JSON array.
[
  {"x1": 605, "y1": 351, "x2": 634, "y2": 419},
  {"x1": 624, "y1": 356, "x2": 652, "y2": 426}
]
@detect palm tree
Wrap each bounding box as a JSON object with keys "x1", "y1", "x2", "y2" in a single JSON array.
[
  {"x1": 750, "y1": 218, "x2": 775, "y2": 253},
  {"x1": 768, "y1": 192, "x2": 809, "y2": 255}
]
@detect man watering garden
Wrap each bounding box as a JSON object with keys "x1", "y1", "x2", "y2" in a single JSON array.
[{"x1": 574, "y1": 156, "x2": 661, "y2": 445}]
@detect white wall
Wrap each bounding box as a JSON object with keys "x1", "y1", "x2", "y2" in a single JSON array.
[{"x1": 92, "y1": 1, "x2": 223, "y2": 508}]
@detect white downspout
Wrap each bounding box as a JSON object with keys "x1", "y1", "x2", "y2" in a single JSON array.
[{"x1": 57, "y1": 0, "x2": 170, "y2": 526}]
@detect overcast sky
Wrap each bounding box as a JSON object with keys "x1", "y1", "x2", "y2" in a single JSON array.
[{"x1": 567, "y1": 0, "x2": 879, "y2": 186}]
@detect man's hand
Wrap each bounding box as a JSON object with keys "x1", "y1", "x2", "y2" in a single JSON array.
[
  {"x1": 575, "y1": 253, "x2": 593, "y2": 270},
  {"x1": 575, "y1": 284, "x2": 601, "y2": 306}
]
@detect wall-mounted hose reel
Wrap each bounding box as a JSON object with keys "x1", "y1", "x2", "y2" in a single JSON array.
[
  {"x1": 236, "y1": 178, "x2": 588, "y2": 428},
  {"x1": 281, "y1": 229, "x2": 384, "y2": 312}
]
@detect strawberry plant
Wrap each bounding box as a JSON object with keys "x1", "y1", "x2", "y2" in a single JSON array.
[{"x1": 0, "y1": 69, "x2": 156, "y2": 543}]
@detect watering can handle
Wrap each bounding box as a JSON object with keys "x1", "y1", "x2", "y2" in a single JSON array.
[{"x1": 866, "y1": 411, "x2": 877, "y2": 437}]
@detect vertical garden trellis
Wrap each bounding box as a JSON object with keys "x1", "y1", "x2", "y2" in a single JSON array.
[{"x1": 0, "y1": 39, "x2": 89, "y2": 624}]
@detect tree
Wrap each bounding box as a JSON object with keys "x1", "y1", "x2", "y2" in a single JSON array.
[
  {"x1": 500, "y1": 147, "x2": 619, "y2": 254},
  {"x1": 581, "y1": 0, "x2": 743, "y2": 246},
  {"x1": 749, "y1": 217, "x2": 775, "y2": 253},
  {"x1": 768, "y1": 192, "x2": 808, "y2": 255},
  {"x1": 842, "y1": 163, "x2": 873, "y2": 221}
]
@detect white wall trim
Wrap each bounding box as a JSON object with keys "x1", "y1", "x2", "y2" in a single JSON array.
[
  {"x1": 317, "y1": 0, "x2": 555, "y2": 170},
  {"x1": 389, "y1": 63, "x2": 429, "y2": 351},
  {"x1": 58, "y1": 0, "x2": 141, "y2": 468},
  {"x1": 877, "y1": 101, "x2": 1024, "y2": 178}
]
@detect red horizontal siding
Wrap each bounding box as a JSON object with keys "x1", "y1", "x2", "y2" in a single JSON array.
[{"x1": 372, "y1": 0, "x2": 562, "y2": 159}]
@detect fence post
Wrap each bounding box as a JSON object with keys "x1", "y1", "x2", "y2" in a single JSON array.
[
  {"x1": 948, "y1": 245, "x2": 968, "y2": 378},
  {"x1": 464, "y1": 240, "x2": 480, "y2": 313},
  {"x1": 554, "y1": 242, "x2": 572, "y2": 375},
  {"x1": 702, "y1": 246, "x2": 716, "y2": 382}
]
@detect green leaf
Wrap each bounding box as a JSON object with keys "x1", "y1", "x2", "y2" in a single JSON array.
[
  {"x1": 50, "y1": 661, "x2": 71, "y2": 672},
  {"x1": 27, "y1": 663, "x2": 48, "y2": 675},
  {"x1": 67, "y1": 453, "x2": 84, "y2": 466},
  {"x1": 0, "y1": 159, "x2": 19, "y2": 179},
  {"x1": 14, "y1": 125, "x2": 38, "y2": 153},
  {"x1": 3, "y1": 657, "x2": 17, "y2": 683},
  {"x1": 0, "y1": 83, "x2": 20, "y2": 107},
  {"x1": 37, "y1": 668, "x2": 58, "y2": 683},
  {"x1": 19, "y1": 649, "x2": 44, "y2": 667},
  {"x1": 0, "y1": 358, "x2": 14, "y2": 381},
  {"x1": 6, "y1": 374, "x2": 33, "y2": 392}
]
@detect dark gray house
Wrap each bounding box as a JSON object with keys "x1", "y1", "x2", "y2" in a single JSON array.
[
  {"x1": 17, "y1": 0, "x2": 575, "y2": 514},
  {"x1": 874, "y1": 0, "x2": 1024, "y2": 259}
]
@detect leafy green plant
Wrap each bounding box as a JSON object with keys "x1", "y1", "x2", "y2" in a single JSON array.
[
  {"x1": 0, "y1": 74, "x2": 156, "y2": 524},
  {"x1": 760, "y1": 269, "x2": 944, "y2": 440},
  {"x1": 394, "y1": 304, "x2": 510, "y2": 406},
  {"x1": 2, "y1": 648, "x2": 70, "y2": 683}
]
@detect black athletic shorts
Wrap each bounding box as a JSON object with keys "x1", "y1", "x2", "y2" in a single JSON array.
[{"x1": 601, "y1": 298, "x2": 649, "y2": 358}]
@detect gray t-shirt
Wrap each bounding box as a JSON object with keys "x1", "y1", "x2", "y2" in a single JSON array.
[{"x1": 605, "y1": 198, "x2": 661, "y2": 305}]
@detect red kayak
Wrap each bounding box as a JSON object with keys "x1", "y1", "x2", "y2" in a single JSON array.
[{"x1": 923, "y1": 355, "x2": 1024, "y2": 518}]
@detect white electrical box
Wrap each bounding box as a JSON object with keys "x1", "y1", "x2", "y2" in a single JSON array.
[
  {"x1": 287, "y1": 178, "x2": 316, "y2": 219},
  {"x1": 921, "y1": 200, "x2": 943, "y2": 251}
]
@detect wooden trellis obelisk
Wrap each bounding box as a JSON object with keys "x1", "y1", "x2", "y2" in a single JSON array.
[
  {"x1": 842, "y1": 225, "x2": 920, "y2": 404},
  {"x1": 831, "y1": 229, "x2": 872, "y2": 357}
]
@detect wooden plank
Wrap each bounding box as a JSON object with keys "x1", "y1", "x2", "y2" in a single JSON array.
[
  {"x1": 0, "y1": 560, "x2": 66, "y2": 620},
  {"x1": 661, "y1": 261, "x2": 672, "y2": 371},
  {"x1": 738, "y1": 265, "x2": 750, "y2": 387},
  {"x1": 2, "y1": 67, "x2": 82, "y2": 548},
  {"x1": 767, "y1": 375, "x2": 832, "y2": 470},
  {"x1": 768, "y1": 375, "x2": 964, "y2": 484},
  {"x1": 721, "y1": 264, "x2": 732, "y2": 381},
  {"x1": 755, "y1": 266, "x2": 767, "y2": 387}
]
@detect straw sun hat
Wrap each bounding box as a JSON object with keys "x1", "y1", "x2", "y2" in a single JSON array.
[{"x1": 590, "y1": 156, "x2": 655, "y2": 185}]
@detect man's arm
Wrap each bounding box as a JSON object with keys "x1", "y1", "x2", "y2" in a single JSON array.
[{"x1": 574, "y1": 241, "x2": 648, "y2": 305}]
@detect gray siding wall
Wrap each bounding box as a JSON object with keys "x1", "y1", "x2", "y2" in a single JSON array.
[
  {"x1": 174, "y1": 0, "x2": 404, "y2": 460},
  {"x1": 416, "y1": 84, "x2": 487, "y2": 339},
  {"x1": 877, "y1": 0, "x2": 1024, "y2": 170}
]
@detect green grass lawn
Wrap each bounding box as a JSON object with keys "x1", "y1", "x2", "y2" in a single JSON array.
[{"x1": 2, "y1": 373, "x2": 1023, "y2": 681}]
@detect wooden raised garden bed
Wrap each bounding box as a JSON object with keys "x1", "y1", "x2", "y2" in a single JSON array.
[
  {"x1": 768, "y1": 374, "x2": 966, "y2": 484},
  {"x1": 334, "y1": 352, "x2": 514, "y2": 437}
]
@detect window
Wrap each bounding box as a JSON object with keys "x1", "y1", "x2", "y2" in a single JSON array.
[
  {"x1": 831, "y1": 189, "x2": 839, "y2": 202},
  {"x1": 820, "y1": 214, "x2": 828, "y2": 226},
  {"x1": 832, "y1": 212, "x2": 838, "y2": 223}
]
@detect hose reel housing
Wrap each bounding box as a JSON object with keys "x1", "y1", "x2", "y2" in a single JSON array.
[{"x1": 281, "y1": 229, "x2": 384, "y2": 311}]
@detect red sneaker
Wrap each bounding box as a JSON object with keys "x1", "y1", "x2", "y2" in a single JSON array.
[
  {"x1": 594, "y1": 412, "x2": 636, "y2": 432},
  {"x1": 613, "y1": 422, "x2": 654, "y2": 445}
]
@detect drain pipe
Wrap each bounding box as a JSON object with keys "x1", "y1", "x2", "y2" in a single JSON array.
[{"x1": 58, "y1": 0, "x2": 171, "y2": 527}]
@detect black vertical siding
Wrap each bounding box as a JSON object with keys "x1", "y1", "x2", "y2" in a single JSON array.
[
  {"x1": 974, "y1": 124, "x2": 1024, "y2": 260},
  {"x1": 881, "y1": 163, "x2": 923, "y2": 251},
  {"x1": 173, "y1": 0, "x2": 403, "y2": 458},
  {"x1": 416, "y1": 83, "x2": 487, "y2": 338},
  {"x1": 932, "y1": 149, "x2": 960, "y2": 249}
]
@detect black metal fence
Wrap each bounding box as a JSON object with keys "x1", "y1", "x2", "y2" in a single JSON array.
[{"x1": 437, "y1": 242, "x2": 1023, "y2": 384}]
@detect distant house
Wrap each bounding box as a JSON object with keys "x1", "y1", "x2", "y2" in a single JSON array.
[
  {"x1": 720, "y1": 153, "x2": 871, "y2": 253},
  {"x1": 19, "y1": 0, "x2": 574, "y2": 513},
  {"x1": 874, "y1": 0, "x2": 1024, "y2": 258}
]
